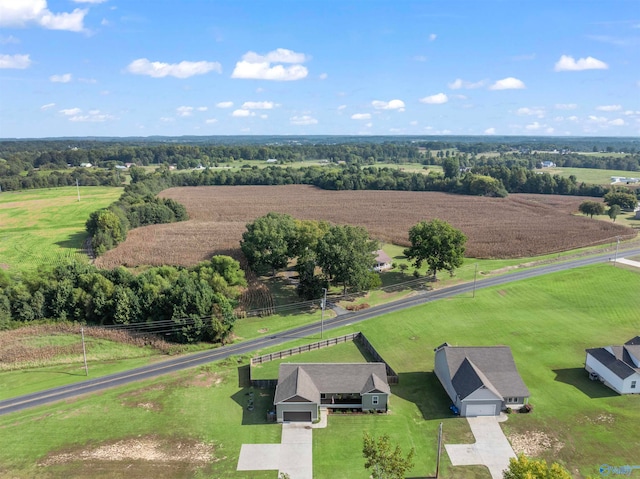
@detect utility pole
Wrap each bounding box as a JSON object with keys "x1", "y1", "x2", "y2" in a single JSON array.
[
  {"x1": 613, "y1": 236, "x2": 620, "y2": 266},
  {"x1": 321, "y1": 288, "x2": 327, "y2": 339},
  {"x1": 472, "y1": 263, "x2": 478, "y2": 298},
  {"x1": 76, "y1": 178, "x2": 81, "y2": 202},
  {"x1": 81, "y1": 327, "x2": 88, "y2": 376}
]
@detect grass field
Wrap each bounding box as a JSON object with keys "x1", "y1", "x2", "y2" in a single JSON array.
[
  {"x1": 0, "y1": 186, "x2": 122, "y2": 272},
  {"x1": 546, "y1": 166, "x2": 640, "y2": 185},
  {"x1": 0, "y1": 263, "x2": 638, "y2": 478}
]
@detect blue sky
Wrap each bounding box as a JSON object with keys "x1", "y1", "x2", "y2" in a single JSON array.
[{"x1": 0, "y1": 0, "x2": 639, "y2": 138}]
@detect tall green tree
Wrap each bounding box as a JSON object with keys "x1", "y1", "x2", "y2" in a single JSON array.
[
  {"x1": 316, "y1": 225, "x2": 379, "y2": 295},
  {"x1": 240, "y1": 212, "x2": 297, "y2": 275},
  {"x1": 578, "y1": 200, "x2": 606, "y2": 219},
  {"x1": 604, "y1": 190, "x2": 638, "y2": 210},
  {"x1": 442, "y1": 156, "x2": 460, "y2": 179},
  {"x1": 503, "y1": 454, "x2": 572, "y2": 479},
  {"x1": 404, "y1": 219, "x2": 467, "y2": 279},
  {"x1": 362, "y1": 433, "x2": 415, "y2": 479},
  {"x1": 607, "y1": 204, "x2": 621, "y2": 222}
]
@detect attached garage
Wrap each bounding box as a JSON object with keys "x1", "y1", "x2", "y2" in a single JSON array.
[
  {"x1": 283, "y1": 411, "x2": 312, "y2": 422},
  {"x1": 464, "y1": 403, "x2": 497, "y2": 417}
]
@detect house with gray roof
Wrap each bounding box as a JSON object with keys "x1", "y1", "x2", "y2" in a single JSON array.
[
  {"x1": 434, "y1": 343, "x2": 530, "y2": 416},
  {"x1": 585, "y1": 336, "x2": 640, "y2": 394},
  {"x1": 273, "y1": 363, "x2": 390, "y2": 422}
]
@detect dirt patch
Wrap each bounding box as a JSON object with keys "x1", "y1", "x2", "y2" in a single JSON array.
[
  {"x1": 39, "y1": 436, "x2": 215, "y2": 466},
  {"x1": 508, "y1": 431, "x2": 564, "y2": 457},
  {"x1": 498, "y1": 290, "x2": 508, "y2": 296},
  {"x1": 185, "y1": 371, "x2": 224, "y2": 388}
]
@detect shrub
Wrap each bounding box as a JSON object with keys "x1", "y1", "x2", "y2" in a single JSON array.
[
  {"x1": 505, "y1": 407, "x2": 512, "y2": 414},
  {"x1": 519, "y1": 403, "x2": 533, "y2": 414}
]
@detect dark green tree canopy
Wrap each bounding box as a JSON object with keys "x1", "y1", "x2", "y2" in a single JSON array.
[
  {"x1": 403, "y1": 219, "x2": 467, "y2": 278},
  {"x1": 604, "y1": 190, "x2": 638, "y2": 210},
  {"x1": 607, "y1": 204, "x2": 621, "y2": 222},
  {"x1": 316, "y1": 224, "x2": 379, "y2": 294},
  {"x1": 578, "y1": 200, "x2": 606, "y2": 218},
  {"x1": 240, "y1": 212, "x2": 297, "y2": 275}
]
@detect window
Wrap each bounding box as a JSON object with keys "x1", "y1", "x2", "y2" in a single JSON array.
[
  {"x1": 632, "y1": 381, "x2": 637, "y2": 389},
  {"x1": 507, "y1": 397, "x2": 518, "y2": 403},
  {"x1": 372, "y1": 396, "x2": 379, "y2": 405}
]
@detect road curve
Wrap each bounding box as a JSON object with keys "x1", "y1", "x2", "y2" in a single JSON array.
[{"x1": 2, "y1": 247, "x2": 639, "y2": 416}]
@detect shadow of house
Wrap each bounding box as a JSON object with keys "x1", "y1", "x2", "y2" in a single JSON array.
[
  {"x1": 230, "y1": 384, "x2": 277, "y2": 426},
  {"x1": 553, "y1": 368, "x2": 618, "y2": 399},
  {"x1": 393, "y1": 372, "x2": 454, "y2": 421}
]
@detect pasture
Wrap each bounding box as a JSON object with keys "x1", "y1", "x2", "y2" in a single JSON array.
[
  {"x1": 546, "y1": 166, "x2": 640, "y2": 185},
  {"x1": 93, "y1": 186, "x2": 634, "y2": 270},
  {"x1": 0, "y1": 186, "x2": 122, "y2": 272},
  {"x1": 0, "y1": 263, "x2": 638, "y2": 478}
]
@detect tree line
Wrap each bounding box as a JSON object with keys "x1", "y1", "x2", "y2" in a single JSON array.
[{"x1": 0, "y1": 256, "x2": 246, "y2": 343}]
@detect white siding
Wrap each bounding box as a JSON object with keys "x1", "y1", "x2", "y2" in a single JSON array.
[{"x1": 586, "y1": 354, "x2": 625, "y2": 394}]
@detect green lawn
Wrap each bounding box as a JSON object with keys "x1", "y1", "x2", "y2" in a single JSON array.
[
  {"x1": 0, "y1": 186, "x2": 122, "y2": 272},
  {"x1": 546, "y1": 166, "x2": 640, "y2": 185},
  {"x1": 0, "y1": 263, "x2": 638, "y2": 478}
]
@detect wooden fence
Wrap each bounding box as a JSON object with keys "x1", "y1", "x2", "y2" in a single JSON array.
[{"x1": 249, "y1": 332, "x2": 399, "y2": 387}]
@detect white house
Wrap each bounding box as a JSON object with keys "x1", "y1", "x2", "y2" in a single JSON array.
[
  {"x1": 585, "y1": 337, "x2": 640, "y2": 394},
  {"x1": 373, "y1": 250, "x2": 392, "y2": 272}
]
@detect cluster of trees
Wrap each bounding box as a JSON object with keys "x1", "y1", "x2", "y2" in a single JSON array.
[
  {"x1": 578, "y1": 188, "x2": 638, "y2": 220},
  {"x1": 0, "y1": 168, "x2": 122, "y2": 192},
  {"x1": 86, "y1": 168, "x2": 187, "y2": 255},
  {"x1": 0, "y1": 256, "x2": 246, "y2": 343},
  {"x1": 241, "y1": 213, "x2": 467, "y2": 298},
  {"x1": 240, "y1": 213, "x2": 381, "y2": 297}
]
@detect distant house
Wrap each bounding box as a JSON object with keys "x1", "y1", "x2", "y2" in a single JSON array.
[
  {"x1": 540, "y1": 161, "x2": 556, "y2": 168},
  {"x1": 115, "y1": 165, "x2": 127, "y2": 170},
  {"x1": 585, "y1": 337, "x2": 640, "y2": 394},
  {"x1": 610, "y1": 176, "x2": 640, "y2": 185},
  {"x1": 274, "y1": 363, "x2": 390, "y2": 422},
  {"x1": 434, "y1": 343, "x2": 530, "y2": 416},
  {"x1": 266, "y1": 158, "x2": 278, "y2": 164},
  {"x1": 79, "y1": 162, "x2": 92, "y2": 168},
  {"x1": 374, "y1": 249, "x2": 393, "y2": 272}
]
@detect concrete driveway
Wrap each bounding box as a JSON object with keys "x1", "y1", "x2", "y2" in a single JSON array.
[{"x1": 445, "y1": 415, "x2": 516, "y2": 479}]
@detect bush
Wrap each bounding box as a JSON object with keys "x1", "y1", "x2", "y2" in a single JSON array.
[
  {"x1": 505, "y1": 407, "x2": 512, "y2": 414},
  {"x1": 519, "y1": 403, "x2": 533, "y2": 414}
]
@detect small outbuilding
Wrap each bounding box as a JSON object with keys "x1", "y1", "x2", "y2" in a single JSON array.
[
  {"x1": 434, "y1": 343, "x2": 530, "y2": 416},
  {"x1": 374, "y1": 249, "x2": 393, "y2": 272},
  {"x1": 274, "y1": 363, "x2": 390, "y2": 422},
  {"x1": 585, "y1": 336, "x2": 640, "y2": 394}
]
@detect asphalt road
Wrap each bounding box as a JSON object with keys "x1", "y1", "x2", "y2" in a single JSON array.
[{"x1": 2, "y1": 247, "x2": 639, "y2": 416}]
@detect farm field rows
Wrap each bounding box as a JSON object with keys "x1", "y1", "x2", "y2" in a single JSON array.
[
  {"x1": 94, "y1": 185, "x2": 634, "y2": 270},
  {"x1": 0, "y1": 186, "x2": 122, "y2": 272},
  {"x1": 0, "y1": 263, "x2": 638, "y2": 478}
]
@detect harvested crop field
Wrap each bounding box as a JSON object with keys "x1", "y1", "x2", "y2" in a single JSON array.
[{"x1": 95, "y1": 185, "x2": 634, "y2": 268}]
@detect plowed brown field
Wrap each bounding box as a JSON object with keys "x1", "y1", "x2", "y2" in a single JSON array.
[{"x1": 94, "y1": 185, "x2": 634, "y2": 268}]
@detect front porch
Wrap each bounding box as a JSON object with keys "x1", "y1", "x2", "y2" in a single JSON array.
[{"x1": 320, "y1": 393, "x2": 362, "y2": 409}]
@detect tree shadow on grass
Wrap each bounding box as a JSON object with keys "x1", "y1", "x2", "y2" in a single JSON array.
[
  {"x1": 230, "y1": 383, "x2": 276, "y2": 426},
  {"x1": 393, "y1": 372, "x2": 457, "y2": 421},
  {"x1": 54, "y1": 231, "x2": 87, "y2": 250},
  {"x1": 552, "y1": 368, "x2": 618, "y2": 399}
]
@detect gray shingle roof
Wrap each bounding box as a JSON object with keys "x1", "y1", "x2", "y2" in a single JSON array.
[
  {"x1": 274, "y1": 363, "x2": 390, "y2": 404},
  {"x1": 586, "y1": 337, "x2": 640, "y2": 379},
  {"x1": 441, "y1": 346, "x2": 530, "y2": 399}
]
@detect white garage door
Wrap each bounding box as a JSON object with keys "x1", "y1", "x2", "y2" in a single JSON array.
[{"x1": 465, "y1": 403, "x2": 497, "y2": 416}]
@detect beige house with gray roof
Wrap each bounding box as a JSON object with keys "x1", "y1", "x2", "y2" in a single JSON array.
[
  {"x1": 434, "y1": 343, "x2": 530, "y2": 416},
  {"x1": 274, "y1": 363, "x2": 390, "y2": 422}
]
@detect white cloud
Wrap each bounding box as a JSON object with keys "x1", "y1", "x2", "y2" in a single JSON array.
[
  {"x1": 127, "y1": 58, "x2": 221, "y2": 78},
  {"x1": 567, "y1": 115, "x2": 578, "y2": 121},
  {"x1": 555, "y1": 103, "x2": 577, "y2": 110},
  {"x1": 372, "y1": 99, "x2": 405, "y2": 110},
  {"x1": 525, "y1": 121, "x2": 544, "y2": 130},
  {"x1": 448, "y1": 78, "x2": 485, "y2": 90},
  {"x1": 232, "y1": 109, "x2": 255, "y2": 117},
  {"x1": 78, "y1": 77, "x2": 97, "y2": 83},
  {"x1": 0, "y1": 53, "x2": 31, "y2": 69},
  {"x1": 554, "y1": 55, "x2": 608, "y2": 71},
  {"x1": 484, "y1": 127, "x2": 496, "y2": 135},
  {"x1": 59, "y1": 107, "x2": 82, "y2": 116},
  {"x1": 419, "y1": 93, "x2": 448, "y2": 104},
  {"x1": 241, "y1": 101, "x2": 276, "y2": 110},
  {"x1": 69, "y1": 110, "x2": 114, "y2": 122},
  {"x1": 429, "y1": 33, "x2": 437, "y2": 41},
  {"x1": 159, "y1": 117, "x2": 174, "y2": 122},
  {"x1": 290, "y1": 115, "x2": 318, "y2": 125},
  {"x1": 337, "y1": 105, "x2": 347, "y2": 111},
  {"x1": 489, "y1": 77, "x2": 526, "y2": 90},
  {"x1": 176, "y1": 106, "x2": 194, "y2": 117},
  {"x1": 596, "y1": 104, "x2": 622, "y2": 111},
  {"x1": 231, "y1": 48, "x2": 308, "y2": 81},
  {"x1": 609, "y1": 118, "x2": 625, "y2": 126},
  {"x1": 197, "y1": 106, "x2": 208, "y2": 112},
  {"x1": 40, "y1": 102, "x2": 55, "y2": 110},
  {"x1": 587, "y1": 115, "x2": 608, "y2": 124},
  {"x1": 319, "y1": 72, "x2": 328, "y2": 80},
  {"x1": 0, "y1": 0, "x2": 87, "y2": 32},
  {"x1": 72, "y1": 0, "x2": 107, "y2": 3},
  {"x1": 365, "y1": 122, "x2": 373, "y2": 128},
  {"x1": 216, "y1": 101, "x2": 233, "y2": 108},
  {"x1": 516, "y1": 107, "x2": 545, "y2": 118},
  {"x1": 260, "y1": 114, "x2": 268, "y2": 119},
  {"x1": 50, "y1": 73, "x2": 72, "y2": 83},
  {"x1": 351, "y1": 113, "x2": 371, "y2": 120},
  {"x1": 205, "y1": 118, "x2": 218, "y2": 124}
]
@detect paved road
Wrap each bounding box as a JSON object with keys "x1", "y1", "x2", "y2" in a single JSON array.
[{"x1": 1, "y1": 247, "x2": 639, "y2": 416}]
